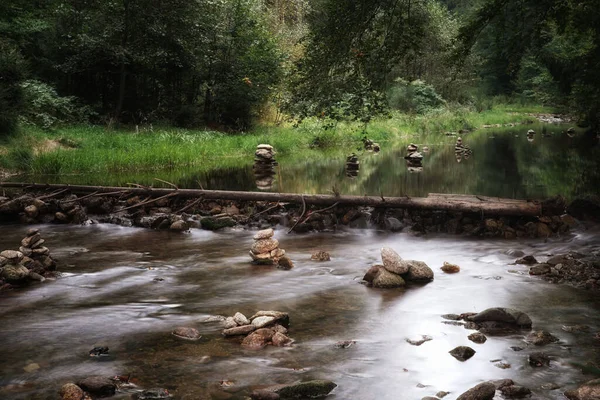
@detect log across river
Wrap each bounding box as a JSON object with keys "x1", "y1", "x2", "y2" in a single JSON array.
[{"x1": 0, "y1": 182, "x2": 542, "y2": 217}]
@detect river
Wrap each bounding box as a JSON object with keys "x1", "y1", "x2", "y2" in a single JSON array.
[{"x1": 1, "y1": 222, "x2": 599, "y2": 399}]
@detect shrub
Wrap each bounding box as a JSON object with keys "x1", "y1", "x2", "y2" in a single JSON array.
[{"x1": 387, "y1": 79, "x2": 445, "y2": 114}]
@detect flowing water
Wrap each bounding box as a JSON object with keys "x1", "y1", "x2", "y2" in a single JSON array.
[{"x1": 1, "y1": 223, "x2": 599, "y2": 399}]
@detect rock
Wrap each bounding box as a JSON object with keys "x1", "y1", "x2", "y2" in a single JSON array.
[
  {"x1": 406, "y1": 335, "x2": 433, "y2": 346},
  {"x1": 242, "y1": 328, "x2": 275, "y2": 349},
  {"x1": 224, "y1": 204, "x2": 239, "y2": 215},
  {"x1": 169, "y1": 220, "x2": 189, "y2": 231},
  {"x1": 252, "y1": 316, "x2": 276, "y2": 328},
  {"x1": 32, "y1": 246, "x2": 50, "y2": 256},
  {"x1": 251, "y1": 390, "x2": 281, "y2": 400},
  {"x1": 537, "y1": 223, "x2": 552, "y2": 238},
  {"x1": 2, "y1": 264, "x2": 30, "y2": 283},
  {"x1": 224, "y1": 317, "x2": 238, "y2": 329},
  {"x1": 567, "y1": 196, "x2": 600, "y2": 221},
  {"x1": 274, "y1": 380, "x2": 337, "y2": 399},
  {"x1": 562, "y1": 325, "x2": 590, "y2": 333},
  {"x1": 385, "y1": 217, "x2": 404, "y2": 232},
  {"x1": 223, "y1": 325, "x2": 256, "y2": 336},
  {"x1": 500, "y1": 385, "x2": 532, "y2": 398},
  {"x1": 250, "y1": 311, "x2": 289, "y2": 327},
  {"x1": 515, "y1": 255, "x2": 538, "y2": 265},
  {"x1": 200, "y1": 216, "x2": 236, "y2": 230},
  {"x1": 251, "y1": 238, "x2": 280, "y2": 255},
  {"x1": 28, "y1": 271, "x2": 45, "y2": 281},
  {"x1": 541, "y1": 383, "x2": 560, "y2": 390},
  {"x1": 233, "y1": 312, "x2": 250, "y2": 326},
  {"x1": 133, "y1": 388, "x2": 172, "y2": 399},
  {"x1": 381, "y1": 247, "x2": 408, "y2": 274},
  {"x1": 172, "y1": 327, "x2": 202, "y2": 340},
  {"x1": 456, "y1": 382, "x2": 496, "y2": 400},
  {"x1": 55, "y1": 211, "x2": 69, "y2": 222},
  {"x1": 528, "y1": 352, "x2": 550, "y2": 367},
  {"x1": 271, "y1": 248, "x2": 286, "y2": 258},
  {"x1": 272, "y1": 332, "x2": 293, "y2": 347},
  {"x1": 26, "y1": 228, "x2": 40, "y2": 237},
  {"x1": 494, "y1": 361, "x2": 511, "y2": 369},
  {"x1": 334, "y1": 340, "x2": 356, "y2": 349},
  {"x1": 59, "y1": 383, "x2": 85, "y2": 400},
  {"x1": 492, "y1": 379, "x2": 515, "y2": 390},
  {"x1": 272, "y1": 325, "x2": 288, "y2": 334},
  {"x1": 311, "y1": 251, "x2": 331, "y2": 261},
  {"x1": 372, "y1": 267, "x2": 406, "y2": 288},
  {"x1": 363, "y1": 265, "x2": 381, "y2": 283},
  {"x1": 21, "y1": 233, "x2": 41, "y2": 248},
  {"x1": 468, "y1": 332, "x2": 487, "y2": 344},
  {"x1": 250, "y1": 251, "x2": 274, "y2": 264},
  {"x1": 470, "y1": 308, "x2": 532, "y2": 328},
  {"x1": 449, "y1": 346, "x2": 476, "y2": 361},
  {"x1": 442, "y1": 314, "x2": 462, "y2": 320},
  {"x1": 0, "y1": 250, "x2": 24, "y2": 264},
  {"x1": 254, "y1": 228, "x2": 275, "y2": 240},
  {"x1": 529, "y1": 264, "x2": 551, "y2": 275},
  {"x1": 564, "y1": 379, "x2": 600, "y2": 400},
  {"x1": 404, "y1": 260, "x2": 434, "y2": 282},
  {"x1": 441, "y1": 262, "x2": 460, "y2": 273},
  {"x1": 31, "y1": 239, "x2": 45, "y2": 249},
  {"x1": 526, "y1": 330, "x2": 559, "y2": 346},
  {"x1": 77, "y1": 376, "x2": 116, "y2": 397},
  {"x1": 24, "y1": 205, "x2": 38, "y2": 218},
  {"x1": 277, "y1": 256, "x2": 294, "y2": 270},
  {"x1": 436, "y1": 391, "x2": 449, "y2": 398}
]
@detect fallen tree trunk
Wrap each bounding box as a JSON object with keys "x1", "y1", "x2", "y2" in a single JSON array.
[{"x1": 0, "y1": 182, "x2": 542, "y2": 216}]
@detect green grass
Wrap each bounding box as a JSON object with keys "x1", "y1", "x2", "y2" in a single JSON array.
[{"x1": 0, "y1": 101, "x2": 556, "y2": 178}]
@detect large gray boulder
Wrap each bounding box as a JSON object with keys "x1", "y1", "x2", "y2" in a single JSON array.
[
  {"x1": 404, "y1": 260, "x2": 434, "y2": 282},
  {"x1": 381, "y1": 247, "x2": 408, "y2": 274},
  {"x1": 372, "y1": 267, "x2": 406, "y2": 288}
]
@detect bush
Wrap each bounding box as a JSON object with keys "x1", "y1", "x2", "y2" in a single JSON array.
[{"x1": 387, "y1": 79, "x2": 445, "y2": 114}]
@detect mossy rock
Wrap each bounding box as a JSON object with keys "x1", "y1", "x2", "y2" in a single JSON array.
[{"x1": 200, "y1": 216, "x2": 236, "y2": 231}]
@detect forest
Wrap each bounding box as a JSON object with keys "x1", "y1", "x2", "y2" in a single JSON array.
[{"x1": 1, "y1": 0, "x2": 599, "y2": 135}]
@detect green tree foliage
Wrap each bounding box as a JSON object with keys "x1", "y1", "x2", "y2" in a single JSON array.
[{"x1": 0, "y1": 40, "x2": 26, "y2": 136}]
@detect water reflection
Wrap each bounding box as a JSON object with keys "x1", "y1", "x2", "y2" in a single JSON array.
[
  {"x1": 345, "y1": 154, "x2": 360, "y2": 178},
  {"x1": 405, "y1": 143, "x2": 424, "y2": 172},
  {"x1": 455, "y1": 137, "x2": 473, "y2": 163},
  {"x1": 253, "y1": 144, "x2": 278, "y2": 191}
]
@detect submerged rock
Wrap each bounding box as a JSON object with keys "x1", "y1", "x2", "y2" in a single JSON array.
[
  {"x1": 469, "y1": 308, "x2": 532, "y2": 328},
  {"x1": 311, "y1": 251, "x2": 331, "y2": 261},
  {"x1": 456, "y1": 382, "x2": 496, "y2": 400},
  {"x1": 274, "y1": 380, "x2": 337, "y2": 399},
  {"x1": 449, "y1": 346, "x2": 476, "y2": 361},
  {"x1": 77, "y1": 376, "x2": 116, "y2": 397},
  {"x1": 529, "y1": 352, "x2": 551, "y2": 367},
  {"x1": 564, "y1": 378, "x2": 600, "y2": 400},
  {"x1": 526, "y1": 330, "x2": 559, "y2": 346},
  {"x1": 172, "y1": 327, "x2": 202, "y2": 340}
]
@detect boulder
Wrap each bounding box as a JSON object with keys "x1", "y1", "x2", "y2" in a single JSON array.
[
  {"x1": 381, "y1": 247, "x2": 408, "y2": 274},
  {"x1": 242, "y1": 328, "x2": 275, "y2": 349},
  {"x1": 0, "y1": 250, "x2": 24, "y2": 265},
  {"x1": 456, "y1": 382, "x2": 496, "y2": 400},
  {"x1": 526, "y1": 330, "x2": 559, "y2": 346},
  {"x1": 251, "y1": 238, "x2": 280, "y2": 255},
  {"x1": 372, "y1": 267, "x2": 406, "y2": 288},
  {"x1": 2, "y1": 264, "x2": 30, "y2": 283},
  {"x1": 172, "y1": 327, "x2": 202, "y2": 340},
  {"x1": 272, "y1": 332, "x2": 293, "y2": 347},
  {"x1": 277, "y1": 256, "x2": 294, "y2": 270},
  {"x1": 77, "y1": 376, "x2": 116, "y2": 397},
  {"x1": 233, "y1": 312, "x2": 250, "y2": 326},
  {"x1": 529, "y1": 264, "x2": 551, "y2": 275},
  {"x1": 468, "y1": 332, "x2": 487, "y2": 344},
  {"x1": 311, "y1": 251, "x2": 331, "y2": 261},
  {"x1": 441, "y1": 262, "x2": 460, "y2": 273},
  {"x1": 254, "y1": 228, "x2": 275, "y2": 240},
  {"x1": 250, "y1": 311, "x2": 289, "y2": 327},
  {"x1": 274, "y1": 380, "x2": 337, "y2": 399},
  {"x1": 59, "y1": 383, "x2": 85, "y2": 400},
  {"x1": 449, "y1": 346, "x2": 476, "y2": 361},
  {"x1": 470, "y1": 308, "x2": 532, "y2": 328},
  {"x1": 564, "y1": 379, "x2": 600, "y2": 400},
  {"x1": 404, "y1": 260, "x2": 434, "y2": 282},
  {"x1": 223, "y1": 325, "x2": 256, "y2": 336}
]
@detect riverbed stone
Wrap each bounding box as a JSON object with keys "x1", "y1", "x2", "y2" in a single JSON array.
[
  {"x1": 251, "y1": 390, "x2": 281, "y2": 400},
  {"x1": 77, "y1": 376, "x2": 116, "y2": 397},
  {"x1": 21, "y1": 233, "x2": 41, "y2": 248},
  {"x1": 469, "y1": 307, "x2": 532, "y2": 328},
  {"x1": 271, "y1": 248, "x2": 286, "y2": 258},
  {"x1": 404, "y1": 260, "x2": 434, "y2": 282},
  {"x1": 449, "y1": 346, "x2": 476, "y2": 361},
  {"x1": 0, "y1": 250, "x2": 23, "y2": 265},
  {"x1": 277, "y1": 256, "x2": 294, "y2": 270},
  {"x1": 500, "y1": 385, "x2": 532, "y2": 398},
  {"x1": 250, "y1": 250, "x2": 274, "y2": 264},
  {"x1": 59, "y1": 383, "x2": 85, "y2": 400},
  {"x1": 363, "y1": 265, "x2": 381, "y2": 283},
  {"x1": 406, "y1": 335, "x2": 433, "y2": 346},
  {"x1": 529, "y1": 263, "x2": 551, "y2": 275},
  {"x1": 311, "y1": 251, "x2": 331, "y2": 261},
  {"x1": 274, "y1": 380, "x2": 337, "y2": 399},
  {"x1": 468, "y1": 332, "x2": 487, "y2": 344},
  {"x1": 242, "y1": 328, "x2": 275, "y2": 349},
  {"x1": 254, "y1": 228, "x2": 274, "y2": 240},
  {"x1": 272, "y1": 332, "x2": 293, "y2": 347},
  {"x1": 224, "y1": 317, "x2": 238, "y2": 329},
  {"x1": 526, "y1": 330, "x2": 559, "y2": 346},
  {"x1": 529, "y1": 352, "x2": 551, "y2": 367},
  {"x1": 223, "y1": 325, "x2": 256, "y2": 336},
  {"x1": 441, "y1": 261, "x2": 460, "y2": 273},
  {"x1": 233, "y1": 312, "x2": 250, "y2": 326},
  {"x1": 2, "y1": 264, "x2": 30, "y2": 283},
  {"x1": 456, "y1": 382, "x2": 496, "y2": 400},
  {"x1": 381, "y1": 247, "x2": 408, "y2": 274},
  {"x1": 169, "y1": 220, "x2": 189, "y2": 231},
  {"x1": 564, "y1": 378, "x2": 600, "y2": 400},
  {"x1": 372, "y1": 267, "x2": 406, "y2": 288},
  {"x1": 172, "y1": 327, "x2": 202, "y2": 340},
  {"x1": 252, "y1": 316, "x2": 276, "y2": 328},
  {"x1": 250, "y1": 311, "x2": 289, "y2": 327},
  {"x1": 515, "y1": 255, "x2": 538, "y2": 265},
  {"x1": 251, "y1": 238, "x2": 280, "y2": 255}
]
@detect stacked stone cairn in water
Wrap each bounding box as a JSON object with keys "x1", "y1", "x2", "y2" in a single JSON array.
[
  {"x1": 0, "y1": 228, "x2": 57, "y2": 287},
  {"x1": 363, "y1": 247, "x2": 434, "y2": 288},
  {"x1": 404, "y1": 143, "x2": 424, "y2": 172},
  {"x1": 345, "y1": 153, "x2": 360, "y2": 177},
  {"x1": 254, "y1": 144, "x2": 277, "y2": 190},
  {"x1": 249, "y1": 228, "x2": 291, "y2": 267},
  {"x1": 222, "y1": 310, "x2": 293, "y2": 349}
]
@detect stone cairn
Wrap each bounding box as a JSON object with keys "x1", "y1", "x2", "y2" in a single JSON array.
[
  {"x1": 222, "y1": 310, "x2": 293, "y2": 349},
  {"x1": 404, "y1": 143, "x2": 423, "y2": 172},
  {"x1": 249, "y1": 228, "x2": 292, "y2": 268},
  {"x1": 363, "y1": 247, "x2": 434, "y2": 288},
  {"x1": 0, "y1": 228, "x2": 57, "y2": 287},
  {"x1": 345, "y1": 153, "x2": 359, "y2": 177},
  {"x1": 253, "y1": 144, "x2": 277, "y2": 191},
  {"x1": 362, "y1": 137, "x2": 381, "y2": 153}
]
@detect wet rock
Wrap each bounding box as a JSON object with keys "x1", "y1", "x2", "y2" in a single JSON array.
[
  {"x1": 449, "y1": 346, "x2": 476, "y2": 361},
  {"x1": 529, "y1": 264, "x2": 551, "y2": 275},
  {"x1": 404, "y1": 260, "x2": 434, "y2": 282},
  {"x1": 537, "y1": 223, "x2": 552, "y2": 238},
  {"x1": 468, "y1": 332, "x2": 487, "y2": 344},
  {"x1": 528, "y1": 352, "x2": 550, "y2": 367},
  {"x1": 363, "y1": 265, "x2": 381, "y2": 283},
  {"x1": 133, "y1": 388, "x2": 172, "y2": 399},
  {"x1": 272, "y1": 332, "x2": 293, "y2": 347},
  {"x1": 311, "y1": 251, "x2": 331, "y2": 261},
  {"x1": 441, "y1": 262, "x2": 460, "y2": 273},
  {"x1": 564, "y1": 379, "x2": 600, "y2": 400},
  {"x1": 89, "y1": 347, "x2": 109, "y2": 357},
  {"x1": 277, "y1": 256, "x2": 294, "y2": 270},
  {"x1": 254, "y1": 228, "x2": 274, "y2": 240},
  {"x1": 385, "y1": 217, "x2": 404, "y2": 232},
  {"x1": 28, "y1": 271, "x2": 45, "y2": 281},
  {"x1": 250, "y1": 311, "x2": 289, "y2": 327},
  {"x1": 77, "y1": 376, "x2": 116, "y2": 397},
  {"x1": 251, "y1": 238, "x2": 280, "y2": 256},
  {"x1": 169, "y1": 220, "x2": 189, "y2": 231},
  {"x1": 436, "y1": 391, "x2": 449, "y2": 398},
  {"x1": 251, "y1": 390, "x2": 281, "y2": 400},
  {"x1": 200, "y1": 216, "x2": 236, "y2": 231},
  {"x1": 21, "y1": 233, "x2": 41, "y2": 248},
  {"x1": 59, "y1": 383, "x2": 85, "y2": 400},
  {"x1": 172, "y1": 327, "x2": 202, "y2": 340},
  {"x1": 494, "y1": 361, "x2": 511, "y2": 369},
  {"x1": 2, "y1": 264, "x2": 30, "y2": 283},
  {"x1": 372, "y1": 267, "x2": 406, "y2": 288},
  {"x1": 233, "y1": 312, "x2": 250, "y2": 326},
  {"x1": 334, "y1": 340, "x2": 356, "y2": 349},
  {"x1": 0, "y1": 250, "x2": 24, "y2": 264},
  {"x1": 406, "y1": 335, "x2": 433, "y2": 346},
  {"x1": 515, "y1": 255, "x2": 538, "y2": 265},
  {"x1": 470, "y1": 307, "x2": 532, "y2": 328},
  {"x1": 492, "y1": 379, "x2": 514, "y2": 390},
  {"x1": 510, "y1": 346, "x2": 524, "y2": 352},
  {"x1": 272, "y1": 325, "x2": 288, "y2": 335},
  {"x1": 274, "y1": 380, "x2": 337, "y2": 399},
  {"x1": 456, "y1": 382, "x2": 496, "y2": 400},
  {"x1": 381, "y1": 247, "x2": 408, "y2": 274},
  {"x1": 252, "y1": 316, "x2": 276, "y2": 328},
  {"x1": 442, "y1": 314, "x2": 462, "y2": 320},
  {"x1": 242, "y1": 328, "x2": 275, "y2": 349},
  {"x1": 223, "y1": 317, "x2": 238, "y2": 329},
  {"x1": 562, "y1": 325, "x2": 590, "y2": 333},
  {"x1": 250, "y1": 251, "x2": 275, "y2": 265},
  {"x1": 526, "y1": 330, "x2": 559, "y2": 346},
  {"x1": 500, "y1": 385, "x2": 532, "y2": 398},
  {"x1": 223, "y1": 325, "x2": 256, "y2": 336}
]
